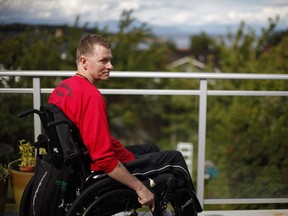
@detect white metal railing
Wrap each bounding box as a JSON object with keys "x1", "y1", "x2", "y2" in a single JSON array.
[{"x1": 1, "y1": 70, "x2": 288, "y2": 208}]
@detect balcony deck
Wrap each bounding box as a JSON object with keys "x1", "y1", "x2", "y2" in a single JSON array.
[
  {"x1": 200, "y1": 209, "x2": 288, "y2": 216},
  {"x1": 3, "y1": 209, "x2": 288, "y2": 216}
]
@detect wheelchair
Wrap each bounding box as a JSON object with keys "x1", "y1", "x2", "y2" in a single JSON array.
[{"x1": 19, "y1": 103, "x2": 199, "y2": 216}]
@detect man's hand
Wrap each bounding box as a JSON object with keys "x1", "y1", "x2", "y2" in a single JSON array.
[
  {"x1": 136, "y1": 185, "x2": 155, "y2": 211},
  {"x1": 107, "y1": 161, "x2": 155, "y2": 212}
]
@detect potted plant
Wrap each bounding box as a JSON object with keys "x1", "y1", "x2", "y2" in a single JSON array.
[
  {"x1": 18, "y1": 139, "x2": 37, "y2": 172},
  {"x1": 8, "y1": 139, "x2": 36, "y2": 210},
  {"x1": 0, "y1": 163, "x2": 9, "y2": 215}
]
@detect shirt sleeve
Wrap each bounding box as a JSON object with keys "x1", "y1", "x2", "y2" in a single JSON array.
[{"x1": 111, "y1": 136, "x2": 135, "y2": 163}]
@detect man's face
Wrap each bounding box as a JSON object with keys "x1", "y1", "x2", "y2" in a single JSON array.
[{"x1": 85, "y1": 44, "x2": 113, "y2": 82}]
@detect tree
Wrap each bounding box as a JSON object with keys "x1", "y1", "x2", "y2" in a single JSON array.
[
  {"x1": 205, "y1": 17, "x2": 288, "y2": 209},
  {"x1": 190, "y1": 32, "x2": 215, "y2": 63}
]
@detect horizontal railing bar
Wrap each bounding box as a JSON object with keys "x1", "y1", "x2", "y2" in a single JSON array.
[
  {"x1": 0, "y1": 88, "x2": 35, "y2": 93},
  {"x1": 40, "y1": 89, "x2": 201, "y2": 95},
  {"x1": 204, "y1": 198, "x2": 288, "y2": 204},
  {"x1": 208, "y1": 90, "x2": 288, "y2": 96},
  {"x1": 1, "y1": 88, "x2": 288, "y2": 97},
  {"x1": 1, "y1": 71, "x2": 288, "y2": 80}
]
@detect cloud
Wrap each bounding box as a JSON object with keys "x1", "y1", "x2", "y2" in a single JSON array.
[{"x1": 0, "y1": 0, "x2": 287, "y2": 33}]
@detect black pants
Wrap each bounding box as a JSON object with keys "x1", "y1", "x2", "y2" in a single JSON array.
[
  {"x1": 126, "y1": 143, "x2": 202, "y2": 213},
  {"x1": 126, "y1": 142, "x2": 160, "y2": 155},
  {"x1": 126, "y1": 143, "x2": 192, "y2": 187}
]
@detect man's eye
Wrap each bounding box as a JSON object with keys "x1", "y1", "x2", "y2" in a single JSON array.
[{"x1": 101, "y1": 59, "x2": 111, "y2": 64}]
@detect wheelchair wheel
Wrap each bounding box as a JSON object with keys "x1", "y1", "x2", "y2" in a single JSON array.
[
  {"x1": 19, "y1": 176, "x2": 34, "y2": 216},
  {"x1": 66, "y1": 177, "x2": 157, "y2": 216}
]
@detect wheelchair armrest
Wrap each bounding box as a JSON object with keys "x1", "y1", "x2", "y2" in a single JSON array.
[
  {"x1": 47, "y1": 118, "x2": 73, "y2": 127},
  {"x1": 87, "y1": 157, "x2": 150, "y2": 176},
  {"x1": 84, "y1": 157, "x2": 151, "y2": 188}
]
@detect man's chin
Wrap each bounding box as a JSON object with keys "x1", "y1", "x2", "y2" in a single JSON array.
[{"x1": 102, "y1": 76, "x2": 110, "y2": 81}]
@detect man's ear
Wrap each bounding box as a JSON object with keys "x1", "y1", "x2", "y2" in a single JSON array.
[
  {"x1": 79, "y1": 55, "x2": 86, "y2": 64},
  {"x1": 79, "y1": 55, "x2": 88, "y2": 69}
]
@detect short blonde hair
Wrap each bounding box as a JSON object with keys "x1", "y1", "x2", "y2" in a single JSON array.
[{"x1": 76, "y1": 34, "x2": 111, "y2": 65}]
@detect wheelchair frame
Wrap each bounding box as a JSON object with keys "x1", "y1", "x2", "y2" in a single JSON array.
[{"x1": 19, "y1": 103, "x2": 197, "y2": 216}]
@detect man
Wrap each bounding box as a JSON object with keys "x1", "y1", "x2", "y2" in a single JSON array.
[{"x1": 49, "y1": 34, "x2": 201, "y2": 214}]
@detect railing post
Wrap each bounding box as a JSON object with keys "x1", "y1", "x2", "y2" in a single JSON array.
[
  {"x1": 33, "y1": 77, "x2": 41, "y2": 141},
  {"x1": 197, "y1": 79, "x2": 207, "y2": 208}
]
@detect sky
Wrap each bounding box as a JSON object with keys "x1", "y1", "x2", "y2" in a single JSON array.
[{"x1": 0, "y1": 0, "x2": 287, "y2": 46}]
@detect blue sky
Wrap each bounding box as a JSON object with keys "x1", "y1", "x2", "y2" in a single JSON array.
[{"x1": 0, "y1": 0, "x2": 287, "y2": 36}]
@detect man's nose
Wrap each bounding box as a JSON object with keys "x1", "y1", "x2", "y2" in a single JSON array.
[{"x1": 107, "y1": 62, "x2": 113, "y2": 70}]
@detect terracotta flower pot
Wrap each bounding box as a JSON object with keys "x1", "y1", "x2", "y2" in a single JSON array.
[
  {"x1": 8, "y1": 159, "x2": 34, "y2": 211},
  {"x1": 20, "y1": 165, "x2": 35, "y2": 173}
]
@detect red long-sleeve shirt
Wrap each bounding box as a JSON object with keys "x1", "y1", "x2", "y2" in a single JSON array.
[{"x1": 48, "y1": 75, "x2": 135, "y2": 173}]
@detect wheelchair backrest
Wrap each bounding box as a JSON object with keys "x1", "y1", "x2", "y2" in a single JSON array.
[{"x1": 38, "y1": 103, "x2": 91, "y2": 180}]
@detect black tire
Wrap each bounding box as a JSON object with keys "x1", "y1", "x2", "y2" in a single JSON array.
[
  {"x1": 19, "y1": 176, "x2": 35, "y2": 216},
  {"x1": 66, "y1": 176, "x2": 169, "y2": 216}
]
